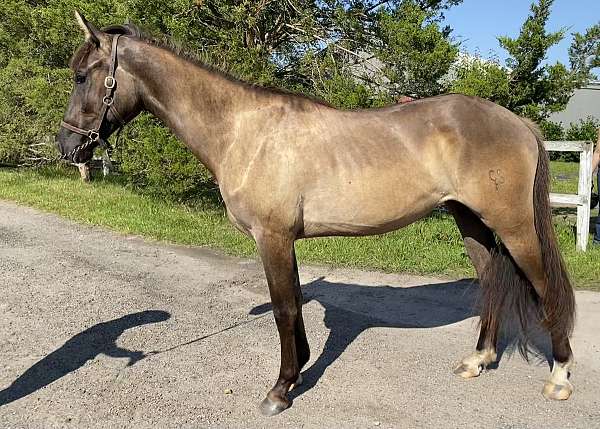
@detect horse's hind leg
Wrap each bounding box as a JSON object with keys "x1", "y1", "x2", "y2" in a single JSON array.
[
  {"x1": 254, "y1": 230, "x2": 309, "y2": 416},
  {"x1": 495, "y1": 230, "x2": 574, "y2": 400},
  {"x1": 451, "y1": 201, "x2": 573, "y2": 399},
  {"x1": 447, "y1": 201, "x2": 499, "y2": 378}
]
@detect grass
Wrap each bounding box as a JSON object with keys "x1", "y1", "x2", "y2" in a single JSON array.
[
  {"x1": 0, "y1": 164, "x2": 598, "y2": 290},
  {"x1": 550, "y1": 161, "x2": 580, "y2": 194}
]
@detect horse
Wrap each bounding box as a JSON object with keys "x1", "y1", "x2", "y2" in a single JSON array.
[{"x1": 56, "y1": 12, "x2": 576, "y2": 415}]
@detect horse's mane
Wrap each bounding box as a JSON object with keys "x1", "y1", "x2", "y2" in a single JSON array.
[{"x1": 93, "y1": 23, "x2": 332, "y2": 108}]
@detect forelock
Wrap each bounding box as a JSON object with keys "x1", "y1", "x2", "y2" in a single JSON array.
[{"x1": 69, "y1": 42, "x2": 95, "y2": 71}]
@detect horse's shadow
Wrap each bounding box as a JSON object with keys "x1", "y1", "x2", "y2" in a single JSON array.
[
  {"x1": 250, "y1": 277, "x2": 551, "y2": 400},
  {"x1": 0, "y1": 310, "x2": 170, "y2": 407}
]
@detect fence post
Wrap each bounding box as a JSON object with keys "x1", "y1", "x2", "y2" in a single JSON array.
[
  {"x1": 545, "y1": 140, "x2": 593, "y2": 252},
  {"x1": 576, "y1": 142, "x2": 593, "y2": 251}
]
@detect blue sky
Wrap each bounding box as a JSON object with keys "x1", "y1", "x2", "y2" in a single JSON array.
[{"x1": 443, "y1": 0, "x2": 600, "y2": 66}]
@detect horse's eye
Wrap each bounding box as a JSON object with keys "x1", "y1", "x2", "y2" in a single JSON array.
[{"x1": 75, "y1": 73, "x2": 86, "y2": 84}]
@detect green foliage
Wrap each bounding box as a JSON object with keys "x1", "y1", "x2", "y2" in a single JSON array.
[
  {"x1": 564, "y1": 116, "x2": 600, "y2": 142},
  {"x1": 569, "y1": 22, "x2": 600, "y2": 82},
  {"x1": 294, "y1": 48, "x2": 392, "y2": 108},
  {"x1": 449, "y1": 58, "x2": 510, "y2": 104},
  {"x1": 541, "y1": 117, "x2": 599, "y2": 162},
  {"x1": 115, "y1": 114, "x2": 220, "y2": 205},
  {"x1": 450, "y1": 0, "x2": 584, "y2": 123},
  {"x1": 374, "y1": 1, "x2": 459, "y2": 97},
  {"x1": 496, "y1": 0, "x2": 580, "y2": 120},
  {"x1": 539, "y1": 119, "x2": 564, "y2": 140},
  {"x1": 0, "y1": 57, "x2": 71, "y2": 165},
  {"x1": 313, "y1": 71, "x2": 389, "y2": 109}
]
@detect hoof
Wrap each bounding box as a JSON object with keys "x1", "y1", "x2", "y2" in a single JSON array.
[
  {"x1": 259, "y1": 396, "x2": 290, "y2": 416},
  {"x1": 542, "y1": 359, "x2": 574, "y2": 400},
  {"x1": 453, "y1": 349, "x2": 496, "y2": 379},
  {"x1": 542, "y1": 380, "x2": 573, "y2": 401},
  {"x1": 453, "y1": 363, "x2": 482, "y2": 379}
]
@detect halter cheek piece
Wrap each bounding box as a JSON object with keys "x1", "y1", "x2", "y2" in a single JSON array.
[{"x1": 60, "y1": 34, "x2": 126, "y2": 162}]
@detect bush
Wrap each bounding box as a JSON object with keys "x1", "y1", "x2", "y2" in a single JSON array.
[
  {"x1": 540, "y1": 117, "x2": 598, "y2": 162},
  {"x1": 540, "y1": 120, "x2": 564, "y2": 141},
  {"x1": 564, "y1": 116, "x2": 599, "y2": 142},
  {"x1": 449, "y1": 58, "x2": 511, "y2": 105},
  {"x1": 0, "y1": 58, "x2": 71, "y2": 166},
  {"x1": 562, "y1": 117, "x2": 599, "y2": 162},
  {"x1": 114, "y1": 115, "x2": 220, "y2": 207}
]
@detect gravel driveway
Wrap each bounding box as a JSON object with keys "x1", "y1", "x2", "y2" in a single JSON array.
[{"x1": 1, "y1": 200, "x2": 599, "y2": 428}]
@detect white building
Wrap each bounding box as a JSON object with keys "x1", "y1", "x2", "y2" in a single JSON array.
[{"x1": 549, "y1": 81, "x2": 600, "y2": 126}]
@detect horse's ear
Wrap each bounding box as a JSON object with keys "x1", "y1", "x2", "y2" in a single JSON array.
[{"x1": 75, "y1": 11, "x2": 100, "y2": 47}]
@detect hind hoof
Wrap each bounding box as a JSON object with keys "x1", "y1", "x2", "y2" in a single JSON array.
[
  {"x1": 259, "y1": 396, "x2": 290, "y2": 416},
  {"x1": 454, "y1": 349, "x2": 496, "y2": 379},
  {"x1": 453, "y1": 363, "x2": 482, "y2": 379},
  {"x1": 542, "y1": 380, "x2": 573, "y2": 401}
]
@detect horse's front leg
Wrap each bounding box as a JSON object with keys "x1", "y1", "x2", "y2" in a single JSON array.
[{"x1": 255, "y1": 230, "x2": 307, "y2": 416}]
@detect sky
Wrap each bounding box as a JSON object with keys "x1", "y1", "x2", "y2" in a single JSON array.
[{"x1": 443, "y1": 0, "x2": 600, "y2": 67}]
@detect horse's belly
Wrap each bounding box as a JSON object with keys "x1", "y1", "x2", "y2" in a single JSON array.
[{"x1": 301, "y1": 180, "x2": 441, "y2": 238}]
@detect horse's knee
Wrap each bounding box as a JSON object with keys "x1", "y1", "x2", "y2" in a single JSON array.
[{"x1": 273, "y1": 305, "x2": 298, "y2": 324}]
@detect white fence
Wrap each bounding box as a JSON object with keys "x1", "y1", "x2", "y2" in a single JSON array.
[{"x1": 545, "y1": 141, "x2": 594, "y2": 251}]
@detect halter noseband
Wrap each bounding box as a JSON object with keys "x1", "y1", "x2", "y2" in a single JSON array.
[{"x1": 60, "y1": 34, "x2": 126, "y2": 162}]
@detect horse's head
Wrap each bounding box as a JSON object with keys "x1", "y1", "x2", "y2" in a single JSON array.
[{"x1": 56, "y1": 12, "x2": 141, "y2": 164}]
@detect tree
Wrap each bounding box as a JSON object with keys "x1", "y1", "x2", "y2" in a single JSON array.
[
  {"x1": 569, "y1": 22, "x2": 600, "y2": 83},
  {"x1": 496, "y1": 0, "x2": 580, "y2": 120},
  {"x1": 449, "y1": 57, "x2": 511, "y2": 106},
  {"x1": 373, "y1": 1, "x2": 459, "y2": 98},
  {"x1": 451, "y1": 0, "x2": 583, "y2": 123}
]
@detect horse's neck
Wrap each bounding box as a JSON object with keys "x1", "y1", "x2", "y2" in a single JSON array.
[{"x1": 125, "y1": 40, "x2": 251, "y2": 177}]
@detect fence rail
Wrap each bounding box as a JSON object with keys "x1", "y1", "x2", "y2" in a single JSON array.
[{"x1": 545, "y1": 140, "x2": 594, "y2": 252}]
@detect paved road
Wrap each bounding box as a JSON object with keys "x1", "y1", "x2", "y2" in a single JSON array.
[{"x1": 0, "y1": 200, "x2": 599, "y2": 428}]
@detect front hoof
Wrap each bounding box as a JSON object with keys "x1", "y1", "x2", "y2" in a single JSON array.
[
  {"x1": 453, "y1": 362, "x2": 482, "y2": 379},
  {"x1": 542, "y1": 380, "x2": 573, "y2": 401},
  {"x1": 259, "y1": 396, "x2": 290, "y2": 416}
]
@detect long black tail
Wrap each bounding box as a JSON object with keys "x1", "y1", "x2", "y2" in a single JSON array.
[
  {"x1": 478, "y1": 120, "x2": 575, "y2": 357},
  {"x1": 529, "y1": 122, "x2": 576, "y2": 338}
]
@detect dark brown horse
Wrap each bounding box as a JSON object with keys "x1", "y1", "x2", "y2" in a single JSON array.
[{"x1": 56, "y1": 13, "x2": 576, "y2": 415}]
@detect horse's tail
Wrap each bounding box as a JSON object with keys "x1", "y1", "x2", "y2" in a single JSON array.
[
  {"x1": 525, "y1": 118, "x2": 576, "y2": 338},
  {"x1": 478, "y1": 244, "x2": 538, "y2": 358},
  {"x1": 478, "y1": 119, "x2": 575, "y2": 357}
]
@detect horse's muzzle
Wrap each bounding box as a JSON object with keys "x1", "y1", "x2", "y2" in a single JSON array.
[{"x1": 55, "y1": 128, "x2": 93, "y2": 164}]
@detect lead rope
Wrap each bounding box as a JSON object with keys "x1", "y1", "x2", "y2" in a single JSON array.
[{"x1": 101, "y1": 125, "x2": 124, "y2": 176}]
